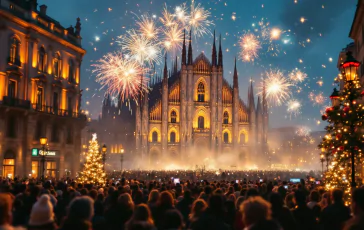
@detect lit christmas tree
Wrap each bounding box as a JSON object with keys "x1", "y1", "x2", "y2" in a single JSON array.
[
  {"x1": 77, "y1": 133, "x2": 106, "y2": 184},
  {"x1": 319, "y1": 52, "x2": 364, "y2": 204}
]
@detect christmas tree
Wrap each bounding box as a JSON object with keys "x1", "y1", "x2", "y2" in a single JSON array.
[
  {"x1": 318, "y1": 52, "x2": 364, "y2": 204},
  {"x1": 77, "y1": 133, "x2": 106, "y2": 184}
]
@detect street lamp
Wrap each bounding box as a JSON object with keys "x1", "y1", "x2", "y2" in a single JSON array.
[
  {"x1": 340, "y1": 51, "x2": 361, "y2": 189},
  {"x1": 120, "y1": 147, "x2": 125, "y2": 172},
  {"x1": 320, "y1": 153, "x2": 325, "y2": 176},
  {"x1": 39, "y1": 137, "x2": 47, "y2": 180},
  {"x1": 330, "y1": 88, "x2": 340, "y2": 107},
  {"x1": 102, "y1": 144, "x2": 107, "y2": 171}
]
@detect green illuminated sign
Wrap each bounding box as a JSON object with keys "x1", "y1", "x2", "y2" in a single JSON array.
[{"x1": 32, "y1": 148, "x2": 39, "y2": 156}]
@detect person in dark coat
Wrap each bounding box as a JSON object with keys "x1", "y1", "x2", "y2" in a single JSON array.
[
  {"x1": 190, "y1": 195, "x2": 230, "y2": 230},
  {"x1": 344, "y1": 187, "x2": 364, "y2": 230},
  {"x1": 176, "y1": 190, "x2": 194, "y2": 224},
  {"x1": 269, "y1": 192, "x2": 296, "y2": 230},
  {"x1": 292, "y1": 190, "x2": 317, "y2": 230},
  {"x1": 320, "y1": 188, "x2": 350, "y2": 230}
]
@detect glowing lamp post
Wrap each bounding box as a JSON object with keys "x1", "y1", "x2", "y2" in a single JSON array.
[
  {"x1": 120, "y1": 147, "x2": 125, "y2": 172},
  {"x1": 340, "y1": 51, "x2": 361, "y2": 189},
  {"x1": 341, "y1": 52, "x2": 360, "y2": 83},
  {"x1": 39, "y1": 137, "x2": 48, "y2": 180},
  {"x1": 102, "y1": 144, "x2": 107, "y2": 171},
  {"x1": 330, "y1": 88, "x2": 340, "y2": 107}
]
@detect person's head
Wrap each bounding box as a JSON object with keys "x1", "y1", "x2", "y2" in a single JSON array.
[
  {"x1": 190, "y1": 199, "x2": 207, "y2": 219},
  {"x1": 241, "y1": 196, "x2": 271, "y2": 227},
  {"x1": 285, "y1": 192, "x2": 295, "y2": 209},
  {"x1": 158, "y1": 191, "x2": 174, "y2": 208},
  {"x1": 269, "y1": 192, "x2": 283, "y2": 209},
  {"x1": 183, "y1": 190, "x2": 192, "y2": 199},
  {"x1": 118, "y1": 193, "x2": 135, "y2": 210},
  {"x1": 294, "y1": 190, "x2": 306, "y2": 206},
  {"x1": 208, "y1": 194, "x2": 224, "y2": 216},
  {"x1": 148, "y1": 189, "x2": 159, "y2": 204},
  {"x1": 352, "y1": 187, "x2": 364, "y2": 215},
  {"x1": 68, "y1": 196, "x2": 94, "y2": 221},
  {"x1": 245, "y1": 188, "x2": 259, "y2": 199},
  {"x1": 309, "y1": 190, "x2": 320, "y2": 203},
  {"x1": 88, "y1": 189, "x2": 98, "y2": 200},
  {"x1": 236, "y1": 196, "x2": 245, "y2": 210},
  {"x1": 0, "y1": 194, "x2": 12, "y2": 225},
  {"x1": 29, "y1": 194, "x2": 54, "y2": 226},
  {"x1": 131, "y1": 204, "x2": 153, "y2": 224},
  {"x1": 127, "y1": 221, "x2": 155, "y2": 230},
  {"x1": 162, "y1": 209, "x2": 184, "y2": 230},
  {"x1": 331, "y1": 189, "x2": 344, "y2": 203}
]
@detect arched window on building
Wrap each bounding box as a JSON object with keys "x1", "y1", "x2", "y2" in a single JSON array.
[
  {"x1": 38, "y1": 47, "x2": 46, "y2": 72},
  {"x1": 3, "y1": 150, "x2": 15, "y2": 179},
  {"x1": 223, "y1": 111, "x2": 229, "y2": 124},
  {"x1": 152, "y1": 131, "x2": 158, "y2": 143},
  {"x1": 198, "y1": 116, "x2": 204, "y2": 129},
  {"x1": 53, "y1": 53, "x2": 61, "y2": 77},
  {"x1": 171, "y1": 111, "x2": 177, "y2": 123},
  {"x1": 68, "y1": 59, "x2": 75, "y2": 82},
  {"x1": 223, "y1": 132, "x2": 229, "y2": 144},
  {"x1": 240, "y1": 133, "x2": 246, "y2": 144},
  {"x1": 170, "y1": 132, "x2": 176, "y2": 143},
  {"x1": 197, "y1": 82, "x2": 205, "y2": 102},
  {"x1": 9, "y1": 36, "x2": 20, "y2": 65}
]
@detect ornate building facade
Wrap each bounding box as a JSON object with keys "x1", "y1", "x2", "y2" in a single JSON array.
[
  {"x1": 135, "y1": 32, "x2": 269, "y2": 166},
  {"x1": 0, "y1": 0, "x2": 86, "y2": 178}
]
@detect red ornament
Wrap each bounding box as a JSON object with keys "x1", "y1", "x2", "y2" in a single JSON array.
[
  {"x1": 343, "y1": 107, "x2": 350, "y2": 112},
  {"x1": 322, "y1": 114, "x2": 328, "y2": 121},
  {"x1": 354, "y1": 146, "x2": 359, "y2": 150},
  {"x1": 361, "y1": 91, "x2": 364, "y2": 96},
  {"x1": 336, "y1": 134, "x2": 342, "y2": 139},
  {"x1": 338, "y1": 146, "x2": 344, "y2": 151},
  {"x1": 325, "y1": 107, "x2": 333, "y2": 113}
]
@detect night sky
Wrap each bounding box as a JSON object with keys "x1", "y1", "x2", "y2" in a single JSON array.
[{"x1": 40, "y1": 0, "x2": 356, "y2": 132}]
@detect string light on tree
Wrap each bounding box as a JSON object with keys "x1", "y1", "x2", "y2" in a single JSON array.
[
  {"x1": 77, "y1": 133, "x2": 106, "y2": 185},
  {"x1": 318, "y1": 52, "x2": 364, "y2": 204}
]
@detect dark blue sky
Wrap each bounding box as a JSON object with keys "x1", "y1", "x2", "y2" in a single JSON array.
[{"x1": 40, "y1": 0, "x2": 356, "y2": 131}]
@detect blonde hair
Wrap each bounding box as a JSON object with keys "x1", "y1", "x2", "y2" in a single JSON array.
[{"x1": 240, "y1": 196, "x2": 271, "y2": 227}]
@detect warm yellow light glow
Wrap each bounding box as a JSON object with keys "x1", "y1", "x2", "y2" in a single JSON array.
[{"x1": 40, "y1": 137, "x2": 48, "y2": 145}]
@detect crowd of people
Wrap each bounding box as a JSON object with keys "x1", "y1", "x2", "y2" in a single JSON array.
[{"x1": 0, "y1": 173, "x2": 364, "y2": 230}]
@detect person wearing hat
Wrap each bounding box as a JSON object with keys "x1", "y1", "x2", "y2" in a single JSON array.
[{"x1": 28, "y1": 194, "x2": 56, "y2": 230}]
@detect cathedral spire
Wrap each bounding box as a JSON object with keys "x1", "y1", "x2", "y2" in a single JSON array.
[
  {"x1": 263, "y1": 78, "x2": 268, "y2": 114},
  {"x1": 248, "y1": 78, "x2": 255, "y2": 112},
  {"x1": 212, "y1": 30, "x2": 217, "y2": 66},
  {"x1": 174, "y1": 56, "x2": 178, "y2": 75},
  {"x1": 188, "y1": 30, "x2": 193, "y2": 65},
  {"x1": 233, "y1": 57, "x2": 238, "y2": 88},
  {"x1": 218, "y1": 34, "x2": 223, "y2": 67},
  {"x1": 182, "y1": 30, "x2": 186, "y2": 65}
]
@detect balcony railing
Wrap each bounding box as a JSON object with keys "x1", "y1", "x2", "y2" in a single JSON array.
[
  {"x1": 2, "y1": 96, "x2": 30, "y2": 109},
  {"x1": 7, "y1": 57, "x2": 21, "y2": 67},
  {"x1": 32, "y1": 104, "x2": 86, "y2": 120}
]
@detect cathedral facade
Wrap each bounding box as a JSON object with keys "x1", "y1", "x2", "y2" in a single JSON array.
[{"x1": 135, "y1": 32, "x2": 268, "y2": 166}]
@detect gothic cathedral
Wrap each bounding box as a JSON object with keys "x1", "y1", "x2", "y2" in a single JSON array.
[{"x1": 135, "y1": 31, "x2": 269, "y2": 166}]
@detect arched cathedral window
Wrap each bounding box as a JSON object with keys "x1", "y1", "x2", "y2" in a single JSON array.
[
  {"x1": 223, "y1": 132, "x2": 229, "y2": 144},
  {"x1": 170, "y1": 132, "x2": 176, "y2": 143},
  {"x1": 198, "y1": 116, "x2": 204, "y2": 129},
  {"x1": 223, "y1": 111, "x2": 229, "y2": 124},
  {"x1": 197, "y1": 82, "x2": 205, "y2": 102},
  {"x1": 171, "y1": 111, "x2": 177, "y2": 123},
  {"x1": 152, "y1": 131, "x2": 158, "y2": 142}
]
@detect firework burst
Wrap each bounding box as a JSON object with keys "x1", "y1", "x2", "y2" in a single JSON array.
[
  {"x1": 174, "y1": 4, "x2": 190, "y2": 25},
  {"x1": 286, "y1": 99, "x2": 302, "y2": 117},
  {"x1": 309, "y1": 91, "x2": 326, "y2": 106},
  {"x1": 119, "y1": 29, "x2": 162, "y2": 67},
  {"x1": 289, "y1": 68, "x2": 307, "y2": 83},
  {"x1": 260, "y1": 69, "x2": 292, "y2": 106},
  {"x1": 136, "y1": 14, "x2": 159, "y2": 40},
  {"x1": 296, "y1": 126, "x2": 311, "y2": 137},
  {"x1": 239, "y1": 33, "x2": 261, "y2": 62},
  {"x1": 163, "y1": 25, "x2": 184, "y2": 51},
  {"x1": 160, "y1": 5, "x2": 177, "y2": 27},
  {"x1": 189, "y1": 1, "x2": 213, "y2": 37},
  {"x1": 92, "y1": 52, "x2": 148, "y2": 101}
]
